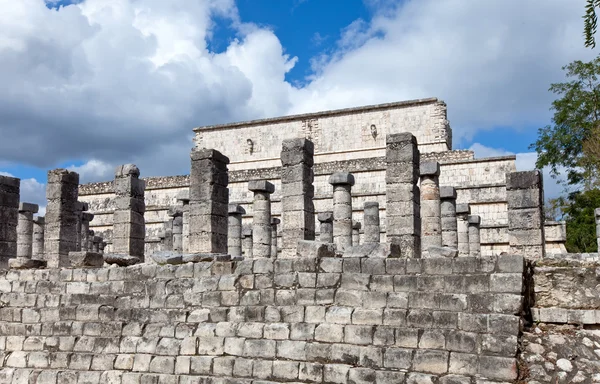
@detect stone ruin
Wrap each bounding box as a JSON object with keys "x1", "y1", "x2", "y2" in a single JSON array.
[{"x1": 0, "y1": 133, "x2": 597, "y2": 382}]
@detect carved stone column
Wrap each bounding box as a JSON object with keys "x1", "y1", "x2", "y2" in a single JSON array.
[
  {"x1": 318, "y1": 212, "x2": 334, "y2": 243},
  {"x1": 271, "y1": 218, "x2": 280, "y2": 257},
  {"x1": 363, "y1": 202, "x2": 380, "y2": 244},
  {"x1": 352, "y1": 220, "x2": 361, "y2": 246},
  {"x1": 242, "y1": 225, "x2": 253, "y2": 257},
  {"x1": 329, "y1": 172, "x2": 355, "y2": 251},
  {"x1": 0, "y1": 175, "x2": 19, "y2": 268},
  {"x1": 32, "y1": 216, "x2": 45, "y2": 259},
  {"x1": 227, "y1": 204, "x2": 245, "y2": 257},
  {"x1": 10, "y1": 203, "x2": 45, "y2": 269},
  {"x1": 420, "y1": 161, "x2": 442, "y2": 257},
  {"x1": 249, "y1": 180, "x2": 275, "y2": 258},
  {"x1": 440, "y1": 186, "x2": 458, "y2": 249},
  {"x1": 468, "y1": 215, "x2": 481, "y2": 257},
  {"x1": 456, "y1": 204, "x2": 470, "y2": 257}
]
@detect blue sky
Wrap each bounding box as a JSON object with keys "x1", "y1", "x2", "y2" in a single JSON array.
[{"x1": 0, "y1": 0, "x2": 596, "y2": 209}]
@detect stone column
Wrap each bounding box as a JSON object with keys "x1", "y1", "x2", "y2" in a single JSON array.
[
  {"x1": 168, "y1": 207, "x2": 183, "y2": 253},
  {"x1": 87, "y1": 230, "x2": 94, "y2": 252},
  {"x1": 189, "y1": 149, "x2": 229, "y2": 254},
  {"x1": 456, "y1": 204, "x2": 470, "y2": 257},
  {"x1": 281, "y1": 138, "x2": 315, "y2": 257},
  {"x1": 45, "y1": 169, "x2": 79, "y2": 268},
  {"x1": 352, "y1": 221, "x2": 361, "y2": 246},
  {"x1": 596, "y1": 208, "x2": 600, "y2": 254},
  {"x1": 10, "y1": 203, "x2": 45, "y2": 269},
  {"x1": 468, "y1": 215, "x2": 481, "y2": 257},
  {"x1": 249, "y1": 180, "x2": 275, "y2": 258},
  {"x1": 75, "y1": 202, "x2": 88, "y2": 251},
  {"x1": 507, "y1": 170, "x2": 546, "y2": 259},
  {"x1": 32, "y1": 216, "x2": 45, "y2": 259},
  {"x1": 420, "y1": 161, "x2": 442, "y2": 256},
  {"x1": 99, "y1": 241, "x2": 106, "y2": 255},
  {"x1": 363, "y1": 202, "x2": 380, "y2": 244},
  {"x1": 271, "y1": 218, "x2": 280, "y2": 257},
  {"x1": 329, "y1": 172, "x2": 355, "y2": 251},
  {"x1": 93, "y1": 236, "x2": 102, "y2": 253},
  {"x1": 113, "y1": 164, "x2": 145, "y2": 260},
  {"x1": 0, "y1": 176, "x2": 19, "y2": 268},
  {"x1": 440, "y1": 186, "x2": 458, "y2": 249},
  {"x1": 318, "y1": 212, "x2": 333, "y2": 243},
  {"x1": 227, "y1": 204, "x2": 245, "y2": 257},
  {"x1": 386, "y1": 133, "x2": 421, "y2": 258},
  {"x1": 242, "y1": 225, "x2": 253, "y2": 257},
  {"x1": 81, "y1": 213, "x2": 94, "y2": 251},
  {"x1": 177, "y1": 190, "x2": 190, "y2": 253}
]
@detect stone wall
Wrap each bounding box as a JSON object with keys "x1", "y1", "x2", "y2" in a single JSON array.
[
  {"x1": 79, "y1": 154, "x2": 522, "y2": 257},
  {"x1": 0, "y1": 254, "x2": 525, "y2": 383}
]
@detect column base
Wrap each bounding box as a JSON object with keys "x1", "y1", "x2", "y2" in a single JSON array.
[
  {"x1": 68, "y1": 251, "x2": 104, "y2": 268},
  {"x1": 8, "y1": 257, "x2": 47, "y2": 269}
]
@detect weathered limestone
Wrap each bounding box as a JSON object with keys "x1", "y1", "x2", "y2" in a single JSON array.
[
  {"x1": 93, "y1": 236, "x2": 102, "y2": 253},
  {"x1": 113, "y1": 164, "x2": 146, "y2": 260},
  {"x1": 271, "y1": 218, "x2": 280, "y2": 257},
  {"x1": 318, "y1": 211, "x2": 333, "y2": 243},
  {"x1": 456, "y1": 204, "x2": 470, "y2": 257},
  {"x1": 45, "y1": 169, "x2": 79, "y2": 268},
  {"x1": 249, "y1": 180, "x2": 275, "y2": 258},
  {"x1": 242, "y1": 225, "x2": 253, "y2": 257},
  {"x1": 329, "y1": 172, "x2": 355, "y2": 251},
  {"x1": 176, "y1": 190, "x2": 190, "y2": 253},
  {"x1": 0, "y1": 176, "x2": 19, "y2": 268},
  {"x1": 168, "y1": 207, "x2": 183, "y2": 253},
  {"x1": 386, "y1": 133, "x2": 421, "y2": 258},
  {"x1": 468, "y1": 215, "x2": 481, "y2": 257},
  {"x1": 440, "y1": 186, "x2": 458, "y2": 248},
  {"x1": 227, "y1": 204, "x2": 245, "y2": 257},
  {"x1": 507, "y1": 170, "x2": 546, "y2": 259},
  {"x1": 352, "y1": 220, "x2": 361, "y2": 246},
  {"x1": 363, "y1": 202, "x2": 380, "y2": 244},
  {"x1": 80, "y1": 213, "x2": 94, "y2": 251},
  {"x1": 32, "y1": 216, "x2": 45, "y2": 259},
  {"x1": 189, "y1": 149, "x2": 229, "y2": 254},
  {"x1": 596, "y1": 208, "x2": 600, "y2": 254},
  {"x1": 74, "y1": 201, "x2": 88, "y2": 251},
  {"x1": 280, "y1": 138, "x2": 315, "y2": 257},
  {"x1": 420, "y1": 161, "x2": 442, "y2": 256},
  {"x1": 9, "y1": 202, "x2": 45, "y2": 269}
]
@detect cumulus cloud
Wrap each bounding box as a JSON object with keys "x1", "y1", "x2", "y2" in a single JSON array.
[{"x1": 0, "y1": 171, "x2": 47, "y2": 214}]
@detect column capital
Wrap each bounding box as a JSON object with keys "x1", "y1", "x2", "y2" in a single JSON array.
[{"x1": 329, "y1": 172, "x2": 355, "y2": 186}]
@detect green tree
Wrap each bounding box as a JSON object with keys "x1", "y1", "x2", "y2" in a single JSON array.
[
  {"x1": 531, "y1": 56, "x2": 600, "y2": 189},
  {"x1": 585, "y1": 0, "x2": 600, "y2": 48},
  {"x1": 560, "y1": 189, "x2": 600, "y2": 253}
]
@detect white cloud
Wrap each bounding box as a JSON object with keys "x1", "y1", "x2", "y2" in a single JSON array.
[
  {"x1": 67, "y1": 159, "x2": 114, "y2": 183},
  {"x1": 0, "y1": 171, "x2": 47, "y2": 214}
]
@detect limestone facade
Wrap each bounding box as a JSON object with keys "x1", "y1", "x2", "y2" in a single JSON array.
[{"x1": 77, "y1": 98, "x2": 563, "y2": 256}]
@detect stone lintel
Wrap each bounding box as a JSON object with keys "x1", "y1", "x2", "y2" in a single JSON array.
[
  {"x1": 456, "y1": 204, "x2": 470, "y2": 215},
  {"x1": 420, "y1": 161, "x2": 440, "y2": 177},
  {"x1": 228, "y1": 204, "x2": 246, "y2": 215},
  {"x1": 329, "y1": 172, "x2": 355, "y2": 186},
  {"x1": 18, "y1": 202, "x2": 38, "y2": 213},
  {"x1": 468, "y1": 215, "x2": 481, "y2": 225},
  {"x1": 440, "y1": 186, "x2": 457, "y2": 200},
  {"x1": 115, "y1": 164, "x2": 140, "y2": 178},
  {"x1": 318, "y1": 212, "x2": 334, "y2": 223},
  {"x1": 248, "y1": 180, "x2": 275, "y2": 194}
]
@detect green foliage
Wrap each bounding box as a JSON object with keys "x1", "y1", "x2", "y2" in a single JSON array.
[
  {"x1": 530, "y1": 56, "x2": 600, "y2": 189},
  {"x1": 584, "y1": 0, "x2": 600, "y2": 48},
  {"x1": 560, "y1": 189, "x2": 600, "y2": 253}
]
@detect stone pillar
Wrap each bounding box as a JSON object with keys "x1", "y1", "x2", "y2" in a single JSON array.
[
  {"x1": 99, "y1": 241, "x2": 106, "y2": 255},
  {"x1": 32, "y1": 216, "x2": 45, "y2": 259},
  {"x1": 17, "y1": 203, "x2": 38, "y2": 258},
  {"x1": 318, "y1": 212, "x2": 333, "y2": 243},
  {"x1": 386, "y1": 133, "x2": 421, "y2": 258},
  {"x1": 93, "y1": 236, "x2": 102, "y2": 253},
  {"x1": 176, "y1": 190, "x2": 190, "y2": 253},
  {"x1": 168, "y1": 207, "x2": 183, "y2": 253},
  {"x1": 45, "y1": 169, "x2": 79, "y2": 268},
  {"x1": 81, "y1": 213, "x2": 94, "y2": 251},
  {"x1": 507, "y1": 170, "x2": 546, "y2": 259},
  {"x1": 113, "y1": 164, "x2": 145, "y2": 260},
  {"x1": 468, "y1": 215, "x2": 481, "y2": 257},
  {"x1": 0, "y1": 176, "x2": 19, "y2": 268},
  {"x1": 87, "y1": 230, "x2": 94, "y2": 252},
  {"x1": 352, "y1": 221, "x2": 361, "y2": 246},
  {"x1": 363, "y1": 202, "x2": 380, "y2": 244},
  {"x1": 420, "y1": 161, "x2": 442, "y2": 256},
  {"x1": 227, "y1": 204, "x2": 245, "y2": 257},
  {"x1": 281, "y1": 138, "x2": 315, "y2": 257},
  {"x1": 440, "y1": 186, "x2": 458, "y2": 249},
  {"x1": 189, "y1": 149, "x2": 229, "y2": 254},
  {"x1": 249, "y1": 180, "x2": 275, "y2": 258},
  {"x1": 456, "y1": 204, "x2": 470, "y2": 257},
  {"x1": 75, "y1": 202, "x2": 88, "y2": 251},
  {"x1": 271, "y1": 218, "x2": 280, "y2": 257},
  {"x1": 329, "y1": 172, "x2": 355, "y2": 251},
  {"x1": 242, "y1": 225, "x2": 253, "y2": 257},
  {"x1": 596, "y1": 208, "x2": 600, "y2": 254},
  {"x1": 10, "y1": 203, "x2": 45, "y2": 269}
]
